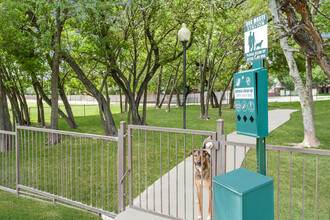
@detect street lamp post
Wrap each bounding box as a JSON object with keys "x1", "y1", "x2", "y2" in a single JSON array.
[{"x1": 178, "y1": 23, "x2": 191, "y2": 129}]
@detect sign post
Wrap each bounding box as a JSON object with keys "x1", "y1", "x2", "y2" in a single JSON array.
[{"x1": 234, "y1": 13, "x2": 268, "y2": 175}]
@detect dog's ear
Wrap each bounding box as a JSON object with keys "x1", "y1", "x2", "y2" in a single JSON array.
[
  {"x1": 189, "y1": 149, "x2": 197, "y2": 156},
  {"x1": 203, "y1": 149, "x2": 211, "y2": 161}
]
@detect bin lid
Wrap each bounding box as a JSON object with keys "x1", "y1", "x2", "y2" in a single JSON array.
[{"x1": 213, "y1": 168, "x2": 273, "y2": 195}]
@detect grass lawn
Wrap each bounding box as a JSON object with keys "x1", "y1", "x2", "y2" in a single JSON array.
[
  {"x1": 0, "y1": 190, "x2": 99, "y2": 220},
  {"x1": 1, "y1": 100, "x2": 329, "y2": 219}
]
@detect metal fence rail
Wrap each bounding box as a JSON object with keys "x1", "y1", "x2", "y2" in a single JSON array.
[
  {"x1": 222, "y1": 140, "x2": 330, "y2": 220},
  {"x1": 0, "y1": 130, "x2": 16, "y2": 194},
  {"x1": 14, "y1": 125, "x2": 123, "y2": 218}
]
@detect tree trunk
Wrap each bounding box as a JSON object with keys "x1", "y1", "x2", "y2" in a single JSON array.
[
  {"x1": 155, "y1": 66, "x2": 163, "y2": 109},
  {"x1": 142, "y1": 85, "x2": 147, "y2": 125},
  {"x1": 119, "y1": 88, "x2": 123, "y2": 113},
  {"x1": 269, "y1": 0, "x2": 320, "y2": 147},
  {"x1": 218, "y1": 75, "x2": 233, "y2": 117},
  {"x1": 229, "y1": 79, "x2": 235, "y2": 109},
  {"x1": 157, "y1": 73, "x2": 173, "y2": 109},
  {"x1": 33, "y1": 84, "x2": 41, "y2": 124},
  {"x1": 166, "y1": 84, "x2": 176, "y2": 112},
  {"x1": 105, "y1": 81, "x2": 111, "y2": 108},
  {"x1": 166, "y1": 63, "x2": 181, "y2": 112},
  {"x1": 211, "y1": 91, "x2": 219, "y2": 108},
  {"x1": 199, "y1": 58, "x2": 207, "y2": 119},
  {"x1": 175, "y1": 86, "x2": 181, "y2": 107},
  {"x1": 58, "y1": 81, "x2": 78, "y2": 129},
  {"x1": 61, "y1": 52, "x2": 117, "y2": 136},
  {"x1": 50, "y1": 7, "x2": 61, "y2": 130},
  {"x1": 31, "y1": 73, "x2": 77, "y2": 129},
  {"x1": 0, "y1": 74, "x2": 12, "y2": 152}
]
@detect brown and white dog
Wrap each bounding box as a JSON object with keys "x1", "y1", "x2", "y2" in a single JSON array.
[{"x1": 189, "y1": 148, "x2": 211, "y2": 220}]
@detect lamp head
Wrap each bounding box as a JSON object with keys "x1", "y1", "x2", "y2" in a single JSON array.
[{"x1": 178, "y1": 23, "x2": 191, "y2": 42}]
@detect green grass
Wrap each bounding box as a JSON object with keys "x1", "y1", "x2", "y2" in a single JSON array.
[
  {"x1": 1, "y1": 100, "x2": 330, "y2": 219},
  {"x1": 0, "y1": 190, "x2": 99, "y2": 220}
]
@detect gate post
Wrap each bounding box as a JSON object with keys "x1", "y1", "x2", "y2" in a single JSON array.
[
  {"x1": 216, "y1": 119, "x2": 227, "y2": 176},
  {"x1": 15, "y1": 124, "x2": 19, "y2": 195},
  {"x1": 118, "y1": 121, "x2": 127, "y2": 213}
]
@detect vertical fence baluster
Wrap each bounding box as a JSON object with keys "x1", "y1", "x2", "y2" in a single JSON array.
[
  {"x1": 12, "y1": 134, "x2": 14, "y2": 189},
  {"x1": 107, "y1": 141, "x2": 110, "y2": 211},
  {"x1": 32, "y1": 130, "x2": 34, "y2": 188},
  {"x1": 200, "y1": 136, "x2": 203, "y2": 220},
  {"x1": 277, "y1": 150, "x2": 280, "y2": 220},
  {"x1": 36, "y1": 132, "x2": 38, "y2": 190},
  {"x1": 28, "y1": 130, "x2": 30, "y2": 187},
  {"x1": 66, "y1": 136, "x2": 69, "y2": 198},
  {"x1": 39, "y1": 131, "x2": 41, "y2": 190},
  {"x1": 75, "y1": 136, "x2": 78, "y2": 202},
  {"x1": 80, "y1": 136, "x2": 83, "y2": 203},
  {"x1": 101, "y1": 140, "x2": 104, "y2": 210},
  {"x1": 175, "y1": 133, "x2": 178, "y2": 217},
  {"x1": 184, "y1": 133, "x2": 186, "y2": 220},
  {"x1": 289, "y1": 151, "x2": 292, "y2": 220},
  {"x1": 5, "y1": 134, "x2": 8, "y2": 188},
  {"x1": 61, "y1": 134, "x2": 64, "y2": 197},
  {"x1": 53, "y1": 134, "x2": 55, "y2": 195},
  {"x1": 128, "y1": 127, "x2": 133, "y2": 208},
  {"x1": 192, "y1": 134, "x2": 195, "y2": 220},
  {"x1": 91, "y1": 138, "x2": 93, "y2": 207},
  {"x1": 70, "y1": 136, "x2": 73, "y2": 200},
  {"x1": 20, "y1": 130, "x2": 23, "y2": 185},
  {"x1": 44, "y1": 132, "x2": 46, "y2": 192},
  {"x1": 6, "y1": 135, "x2": 9, "y2": 188},
  {"x1": 160, "y1": 131, "x2": 162, "y2": 213},
  {"x1": 315, "y1": 154, "x2": 318, "y2": 220},
  {"x1": 167, "y1": 132, "x2": 170, "y2": 215},
  {"x1": 138, "y1": 129, "x2": 141, "y2": 207},
  {"x1": 145, "y1": 131, "x2": 148, "y2": 210},
  {"x1": 1, "y1": 135, "x2": 2, "y2": 186},
  {"x1": 85, "y1": 137, "x2": 88, "y2": 204},
  {"x1": 57, "y1": 134, "x2": 59, "y2": 195},
  {"x1": 302, "y1": 153, "x2": 305, "y2": 220},
  {"x1": 153, "y1": 131, "x2": 155, "y2": 211},
  {"x1": 16, "y1": 128, "x2": 20, "y2": 194},
  {"x1": 96, "y1": 139, "x2": 98, "y2": 208},
  {"x1": 113, "y1": 141, "x2": 116, "y2": 212}
]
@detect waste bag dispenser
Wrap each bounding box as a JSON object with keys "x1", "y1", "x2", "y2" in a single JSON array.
[
  {"x1": 234, "y1": 67, "x2": 268, "y2": 137},
  {"x1": 213, "y1": 168, "x2": 274, "y2": 220}
]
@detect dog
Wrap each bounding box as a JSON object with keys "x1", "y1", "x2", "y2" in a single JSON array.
[
  {"x1": 255, "y1": 40, "x2": 263, "y2": 50},
  {"x1": 189, "y1": 148, "x2": 211, "y2": 220}
]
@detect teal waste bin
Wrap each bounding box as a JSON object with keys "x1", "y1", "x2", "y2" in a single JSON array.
[{"x1": 213, "y1": 168, "x2": 274, "y2": 220}]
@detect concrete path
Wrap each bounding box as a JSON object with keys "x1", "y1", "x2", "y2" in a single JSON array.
[{"x1": 114, "y1": 109, "x2": 297, "y2": 220}]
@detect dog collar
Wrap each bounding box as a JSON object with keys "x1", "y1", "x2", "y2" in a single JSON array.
[{"x1": 196, "y1": 173, "x2": 201, "y2": 178}]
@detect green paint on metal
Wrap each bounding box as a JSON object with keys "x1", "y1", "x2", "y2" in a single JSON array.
[
  {"x1": 233, "y1": 68, "x2": 268, "y2": 138},
  {"x1": 256, "y1": 137, "x2": 266, "y2": 175},
  {"x1": 213, "y1": 168, "x2": 274, "y2": 219}
]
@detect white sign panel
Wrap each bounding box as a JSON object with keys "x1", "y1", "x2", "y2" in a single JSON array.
[
  {"x1": 244, "y1": 14, "x2": 268, "y2": 62},
  {"x1": 234, "y1": 87, "x2": 255, "y2": 99}
]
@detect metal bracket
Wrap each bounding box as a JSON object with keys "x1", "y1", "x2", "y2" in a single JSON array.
[{"x1": 120, "y1": 168, "x2": 130, "y2": 184}]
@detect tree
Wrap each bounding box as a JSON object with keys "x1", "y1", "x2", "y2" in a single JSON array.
[
  {"x1": 275, "y1": 0, "x2": 330, "y2": 80},
  {"x1": 269, "y1": 0, "x2": 321, "y2": 147}
]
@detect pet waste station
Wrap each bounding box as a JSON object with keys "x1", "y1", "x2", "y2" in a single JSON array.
[{"x1": 213, "y1": 14, "x2": 274, "y2": 220}]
